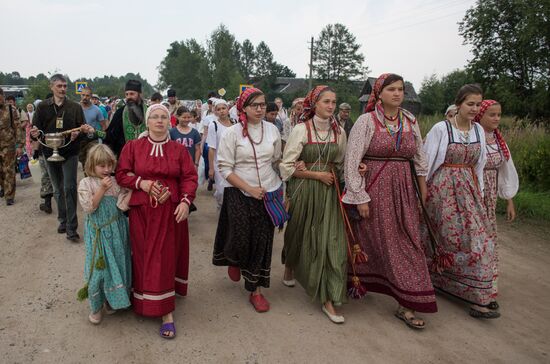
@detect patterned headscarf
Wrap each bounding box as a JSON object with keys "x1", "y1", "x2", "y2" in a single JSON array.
[
  {"x1": 474, "y1": 99, "x2": 510, "y2": 160},
  {"x1": 299, "y1": 85, "x2": 340, "y2": 134},
  {"x1": 236, "y1": 87, "x2": 263, "y2": 137},
  {"x1": 365, "y1": 73, "x2": 390, "y2": 113}
]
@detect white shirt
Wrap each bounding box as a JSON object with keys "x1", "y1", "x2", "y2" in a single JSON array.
[
  {"x1": 423, "y1": 120, "x2": 487, "y2": 195},
  {"x1": 217, "y1": 121, "x2": 282, "y2": 195},
  {"x1": 201, "y1": 114, "x2": 217, "y2": 135}
]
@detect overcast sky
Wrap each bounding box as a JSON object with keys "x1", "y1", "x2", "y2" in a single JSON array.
[{"x1": 3, "y1": 0, "x2": 475, "y2": 93}]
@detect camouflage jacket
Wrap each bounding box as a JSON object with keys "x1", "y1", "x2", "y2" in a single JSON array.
[{"x1": 0, "y1": 104, "x2": 24, "y2": 148}]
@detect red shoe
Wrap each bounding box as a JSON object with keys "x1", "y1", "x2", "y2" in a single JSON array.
[
  {"x1": 249, "y1": 293, "x2": 270, "y2": 313},
  {"x1": 228, "y1": 266, "x2": 241, "y2": 282}
]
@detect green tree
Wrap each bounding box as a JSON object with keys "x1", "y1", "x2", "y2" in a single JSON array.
[
  {"x1": 158, "y1": 40, "x2": 211, "y2": 99},
  {"x1": 419, "y1": 70, "x2": 475, "y2": 114},
  {"x1": 238, "y1": 39, "x2": 256, "y2": 81},
  {"x1": 207, "y1": 25, "x2": 244, "y2": 100},
  {"x1": 460, "y1": 0, "x2": 550, "y2": 120},
  {"x1": 313, "y1": 23, "x2": 367, "y2": 81}
]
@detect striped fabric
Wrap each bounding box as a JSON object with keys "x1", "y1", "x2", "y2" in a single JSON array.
[{"x1": 263, "y1": 186, "x2": 290, "y2": 229}]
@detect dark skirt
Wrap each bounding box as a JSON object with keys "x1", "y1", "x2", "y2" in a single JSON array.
[{"x1": 213, "y1": 187, "x2": 275, "y2": 292}]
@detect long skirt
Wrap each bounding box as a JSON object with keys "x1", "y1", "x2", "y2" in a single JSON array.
[
  {"x1": 213, "y1": 187, "x2": 274, "y2": 292},
  {"x1": 129, "y1": 200, "x2": 189, "y2": 317},
  {"x1": 282, "y1": 143, "x2": 347, "y2": 305}
]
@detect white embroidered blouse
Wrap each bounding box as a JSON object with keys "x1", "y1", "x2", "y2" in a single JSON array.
[{"x1": 217, "y1": 121, "x2": 282, "y2": 195}]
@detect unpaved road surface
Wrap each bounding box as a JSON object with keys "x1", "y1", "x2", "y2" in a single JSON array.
[{"x1": 1, "y1": 163, "x2": 549, "y2": 363}]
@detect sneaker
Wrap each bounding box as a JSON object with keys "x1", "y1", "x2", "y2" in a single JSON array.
[
  {"x1": 66, "y1": 231, "x2": 80, "y2": 242},
  {"x1": 6, "y1": 199, "x2": 14, "y2": 206},
  {"x1": 249, "y1": 293, "x2": 270, "y2": 313},
  {"x1": 57, "y1": 224, "x2": 67, "y2": 234}
]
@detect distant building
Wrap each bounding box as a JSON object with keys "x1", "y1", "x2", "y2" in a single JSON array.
[
  {"x1": 0, "y1": 85, "x2": 29, "y2": 100},
  {"x1": 358, "y1": 78, "x2": 422, "y2": 115}
]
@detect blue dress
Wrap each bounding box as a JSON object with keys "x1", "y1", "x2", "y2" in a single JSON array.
[{"x1": 78, "y1": 177, "x2": 132, "y2": 313}]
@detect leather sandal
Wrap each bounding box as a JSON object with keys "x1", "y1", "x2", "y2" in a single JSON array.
[{"x1": 395, "y1": 308, "x2": 425, "y2": 329}]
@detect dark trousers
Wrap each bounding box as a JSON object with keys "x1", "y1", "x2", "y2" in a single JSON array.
[
  {"x1": 46, "y1": 154, "x2": 78, "y2": 232},
  {"x1": 202, "y1": 143, "x2": 210, "y2": 181}
]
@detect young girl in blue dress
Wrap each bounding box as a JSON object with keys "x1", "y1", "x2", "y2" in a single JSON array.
[{"x1": 77, "y1": 144, "x2": 131, "y2": 324}]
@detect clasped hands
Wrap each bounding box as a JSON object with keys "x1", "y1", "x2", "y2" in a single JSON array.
[{"x1": 140, "y1": 180, "x2": 171, "y2": 204}]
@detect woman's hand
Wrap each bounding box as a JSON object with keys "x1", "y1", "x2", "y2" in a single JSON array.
[
  {"x1": 357, "y1": 202, "x2": 370, "y2": 219},
  {"x1": 70, "y1": 130, "x2": 80, "y2": 141},
  {"x1": 100, "y1": 176, "x2": 113, "y2": 191},
  {"x1": 140, "y1": 180, "x2": 161, "y2": 196},
  {"x1": 316, "y1": 171, "x2": 335, "y2": 186},
  {"x1": 157, "y1": 187, "x2": 171, "y2": 204},
  {"x1": 506, "y1": 200, "x2": 516, "y2": 222},
  {"x1": 208, "y1": 167, "x2": 215, "y2": 180},
  {"x1": 174, "y1": 202, "x2": 190, "y2": 223},
  {"x1": 247, "y1": 186, "x2": 266, "y2": 200},
  {"x1": 294, "y1": 160, "x2": 306, "y2": 171},
  {"x1": 358, "y1": 162, "x2": 367, "y2": 177}
]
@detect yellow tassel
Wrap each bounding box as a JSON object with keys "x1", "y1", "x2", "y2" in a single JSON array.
[{"x1": 95, "y1": 255, "x2": 106, "y2": 270}]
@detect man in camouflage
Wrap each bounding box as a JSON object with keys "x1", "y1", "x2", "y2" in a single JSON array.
[{"x1": 0, "y1": 88, "x2": 24, "y2": 205}]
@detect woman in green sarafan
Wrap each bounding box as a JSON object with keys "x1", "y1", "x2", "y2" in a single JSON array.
[{"x1": 279, "y1": 85, "x2": 348, "y2": 324}]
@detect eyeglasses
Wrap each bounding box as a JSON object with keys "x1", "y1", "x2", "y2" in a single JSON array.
[
  {"x1": 248, "y1": 102, "x2": 267, "y2": 110},
  {"x1": 148, "y1": 115, "x2": 169, "y2": 120}
]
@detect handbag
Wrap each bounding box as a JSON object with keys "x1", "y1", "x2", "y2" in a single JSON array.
[
  {"x1": 18, "y1": 154, "x2": 32, "y2": 179},
  {"x1": 248, "y1": 130, "x2": 290, "y2": 229}
]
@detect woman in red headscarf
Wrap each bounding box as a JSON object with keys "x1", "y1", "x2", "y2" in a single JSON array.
[
  {"x1": 343, "y1": 73, "x2": 436, "y2": 329},
  {"x1": 212, "y1": 88, "x2": 283, "y2": 313},
  {"x1": 280, "y1": 86, "x2": 348, "y2": 324},
  {"x1": 474, "y1": 99, "x2": 518, "y2": 311}
]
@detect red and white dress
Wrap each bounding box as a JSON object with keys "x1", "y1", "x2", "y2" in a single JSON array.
[
  {"x1": 424, "y1": 120, "x2": 494, "y2": 307},
  {"x1": 483, "y1": 131, "x2": 518, "y2": 299},
  {"x1": 116, "y1": 136, "x2": 198, "y2": 317}
]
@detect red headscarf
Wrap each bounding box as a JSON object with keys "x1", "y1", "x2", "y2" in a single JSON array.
[
  {"x1": 236, "y1": 87, "x2": 263, "y2": 137},
  {"x1": 365, "y1": 73, "x2": 390, "y2": 113},
  {"x1": 474, "y1": 99, "x2": 510, "y2": 160},
  {"x1": 299, "y1": 85, "x2": 340, "y2": 134}
]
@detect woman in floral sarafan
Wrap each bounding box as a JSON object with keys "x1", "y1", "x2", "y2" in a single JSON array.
[{"x1": 423, "y1": 84, "x2": 498, "y2": 319}]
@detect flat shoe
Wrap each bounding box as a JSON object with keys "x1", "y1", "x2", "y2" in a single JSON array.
[
  {"x1": 88, "y1": 311, "x2": 102, "y2": 325},
  {"x1": 249, "y1": 293, "x2": 270, "y2": 313},
  {"x1": 228, "y1": 266, "x2": 241, "y2": 282},
  {"x1": 104, "y1": 302, "x2": 116, "y2": 315},
  {"x1": 282, "y1": 279, "x2": 295, "y2": 287},
  {"x1": 321, "y1": 305, "x2": 344, "y2": 324},
  {"x1": 469, "y1": 308, "x2": 501, "y2": 319},
  {"x1": 159, "y1": 322, "x2": 176, "y2": 339}
]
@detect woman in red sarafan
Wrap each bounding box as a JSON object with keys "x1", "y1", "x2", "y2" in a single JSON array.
[
  {"x1": 343, "y1": 73, "x2": 436, "y2": 329},
  {"x1": 116, "y1": 104, "x2": 198, "y2": 339}
]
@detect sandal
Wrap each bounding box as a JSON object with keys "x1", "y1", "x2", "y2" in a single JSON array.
[
  {"x1": 159, "y1": 322, "x2": 176, "y2": 339},
  {"x1": 469, "y1": 308, "x2": 500, "y2": 319},
  {"x1": 488, "y1": 301, "x2": 499, "y2": 310},
  {"x1": 394, "y1": 309, "x2": 425, "y2": 330}
]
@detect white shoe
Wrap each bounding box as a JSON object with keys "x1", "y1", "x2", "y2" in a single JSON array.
[
  {"x1": 282, "y1": 279, "x2": 296, "y2": 287},
  {"x1": 322, "y1": 305, "x2": 345, "y2": 324},
  {"x1": 88, "y1": 311, "x2": 102, "y2": 325}
]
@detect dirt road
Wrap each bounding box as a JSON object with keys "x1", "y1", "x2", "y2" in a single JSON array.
[{"x1": 1, "y1": 163, "x2": 549, "y2": 363}]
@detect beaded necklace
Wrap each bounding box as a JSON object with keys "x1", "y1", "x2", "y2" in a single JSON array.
[
  {"x1": 452, "y1": 115, "x2": 472, "y2": 146},
  {"x1": 382, "y1": 110, "x2": 403, "y2": 151},
  {"x1": 247, "y1": 121, "x2": 264, "y2": 145}
]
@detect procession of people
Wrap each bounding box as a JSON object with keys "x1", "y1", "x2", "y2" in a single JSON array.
[{"x1": 0, "y1": 70, "x2": 519, "y2": 339}]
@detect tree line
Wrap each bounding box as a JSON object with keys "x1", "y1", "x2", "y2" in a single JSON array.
[{"x1": 419, "y1": 0, "x2": 549, "y2": 121}]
